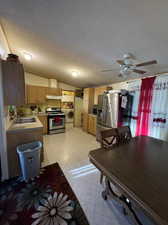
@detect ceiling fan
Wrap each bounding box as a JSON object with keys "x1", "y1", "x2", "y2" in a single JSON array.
[{"x1": 101, "y1": 53, "x2": 158, "y2": 78}]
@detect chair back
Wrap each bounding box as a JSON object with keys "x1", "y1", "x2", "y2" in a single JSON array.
[
  {"x1": 117, "y1": 126, "x2": 132, "y2": 144},
  {"x1": 100, "y1": 128, "x2": 118, "y2": 150}
]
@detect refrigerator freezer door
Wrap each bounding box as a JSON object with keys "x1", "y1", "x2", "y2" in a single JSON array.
[
  {"x1": 106, "y1": 93, "x2": 119, "y2": 128},
  {"x1": 102, "y1": 94, "x2": 108, "y2": 126}
]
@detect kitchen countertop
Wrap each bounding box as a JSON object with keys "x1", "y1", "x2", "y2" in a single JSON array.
[
  {"x1": 7, "y1": 116, "x2": 43, "y2": 133},
  {"x1": 36, "y1": 113, "x2": 48, "y2": 116},
  {"x1": 88, "y1": 114, "x2": 97, "y2": 117}
]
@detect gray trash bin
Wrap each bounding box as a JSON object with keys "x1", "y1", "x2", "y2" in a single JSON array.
[{"x1": 17, "y1": 141, "x2": 42, "y2": 181}]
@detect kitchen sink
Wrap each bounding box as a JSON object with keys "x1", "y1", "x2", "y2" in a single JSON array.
[{"x1": 15, "y1": 117, "x2": 36, "y2": 124}]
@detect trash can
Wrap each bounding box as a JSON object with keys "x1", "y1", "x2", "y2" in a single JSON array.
[{"x1": 17, "y1": 141, "x2": 42, "y2": 181}]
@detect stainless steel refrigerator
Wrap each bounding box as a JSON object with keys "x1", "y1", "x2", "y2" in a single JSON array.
[{"x1": 96, "y1": 90, "x2": 133, "y2": 141}]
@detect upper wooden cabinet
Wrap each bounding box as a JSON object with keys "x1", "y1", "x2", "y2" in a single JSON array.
[
  {"x1": 1, "y1": 60, "x2": 25, "y2": 106},
  {"x1": 94, "y1": 86, "x2": 111, "y2": 104},
  {"x1": 26, "y1": 85, "x2": 62, "y2": 104},
  {"x1": 26, "y1": 85, "x2": 48, "y2": 104},
  {"x1": 47, "y1": 87, "x2": 62, "y2": 96},
  {"x1": 83, "y1": 88, "x2": 94, "y2": 113}
]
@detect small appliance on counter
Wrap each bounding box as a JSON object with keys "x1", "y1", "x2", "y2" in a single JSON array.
[
  {"x1": 46, "y1": 107, "x2": 65, "y2": 134},
  {"x1": 92, "y1": 104, "x2": 98, "y2": 115}
]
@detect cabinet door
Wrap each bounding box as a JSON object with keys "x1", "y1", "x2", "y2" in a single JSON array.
[
  {"x1": 47, "y1": 88, "x2": 62, "y2": 96},
  {"x1": 26, "y1": 85, "x2": 36, "y2": 103},
  {"x1": 94, "y1": 86, "x2": 107, "y2": 104},
  {"x1": 88, "y1": 115, "x2": 91, "y2": 133},
  {"x1": 27, "y1": 85, "x2": 47, "y2": 104},
  {"x1": 88, "y1": 115, "x2": 97, "y2": 135},
  {"x1": 37, "y1": 87, "x2": 47, "y2": 103},
  {"x1": 88, "y1": 115, "x2": 93, "y2": 134},
  {"x1": 83, "y1": 88, "x2": 94, "y2": 113},
  {"x1": 92, "y1": 116, "x2": 97, "y2": 135},
  {"x1": 2, "y1": 60, "x2": 25, "y2": 106},
  {"x1": 38, "y1": 116, "x2": 48, "y2": 134},
  {"x1": 7, "y1": 128, "x2": 43, "y2": 178}
]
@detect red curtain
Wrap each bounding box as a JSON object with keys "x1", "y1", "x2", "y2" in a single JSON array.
[{"x1": 136, "y1": 77, "x2": 156, "y2": 136}]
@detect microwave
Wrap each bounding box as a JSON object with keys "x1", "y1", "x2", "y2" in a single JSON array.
[{"x1": 92, "y1": 105, "x2": 98, "y2": 115}]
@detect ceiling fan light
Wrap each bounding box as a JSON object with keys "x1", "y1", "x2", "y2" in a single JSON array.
[
  {"x1": 71, "y1": 70, "x2": 80, "y2": 77},
  {"x1": 23, "y1": 52, "x2": 32, "y2": 60},
  {"x1": 123, "y1": 53, "x2": 133, "y2": 59},
  {"x1": 124, "y1": 58, "x2": 133, "y2": 65}
]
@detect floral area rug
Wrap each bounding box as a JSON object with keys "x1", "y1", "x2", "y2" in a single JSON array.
[{"x1": 0, "y1": 163, "x2": 90, "y2": 225}]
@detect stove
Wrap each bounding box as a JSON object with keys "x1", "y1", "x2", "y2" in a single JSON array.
[{"x1": 46, "y1": 108, "x2": 65, "y2": 134}]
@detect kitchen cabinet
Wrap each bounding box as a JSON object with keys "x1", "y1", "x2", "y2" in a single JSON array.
[
  {"x1": 38, "y1": 115, "x2": 48, "y2": 134},
  {"x1": 7, "y1": 127, "x2": 43, "y2": 178},
  {"x1": 47, "y1": 87, "x2": 62, "y2": 96},
  {"x1": 26, "y1": 85, "x2": 48, "y2": 104},
  {"x1": 88, "y1": 114, "x2": 97, "y2": 135},
  {"x1": 82, "y1": 88, "x2": 94, "y2": 131},
  {"x1": 83, "y1": 88, "x2": 94, "y2": 114},
  {"x1": 94, "y1": 86, "x2": 112, "y2": 104},
  {"x1": 26, "y1": 85, "x2": 62, "y2": 104},
  {"x1": 1, "y1": 59, "x2": 25, "y2": 106}
]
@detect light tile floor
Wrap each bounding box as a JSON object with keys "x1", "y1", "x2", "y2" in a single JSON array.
[{"x1": 43, "y1": 127, "x2": 151, "y2": 225}]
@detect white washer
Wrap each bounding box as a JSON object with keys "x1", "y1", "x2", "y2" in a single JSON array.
[{"x1": 62, "y1": 109, "x2": 74, "y2": 123}]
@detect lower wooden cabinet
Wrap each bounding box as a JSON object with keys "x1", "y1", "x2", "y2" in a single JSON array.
[
  {"x1": 7, "y1": 128, "x2": 43, "y2": 178},
  {"x1": 38, "y1": 115, "x2": 48, "y2": 134},
  {"x1": 88, "y1": 114, "x2": 97, "y2": 136}
]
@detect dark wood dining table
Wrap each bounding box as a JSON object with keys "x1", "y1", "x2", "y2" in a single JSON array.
[{"x1": 89, "y1": 136, "x2": 168, "y2": 225}]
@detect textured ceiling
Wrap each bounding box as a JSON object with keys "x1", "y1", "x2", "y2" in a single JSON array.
[{"x1": 1, "y1": 0, "x2": 168, "y2": 87}]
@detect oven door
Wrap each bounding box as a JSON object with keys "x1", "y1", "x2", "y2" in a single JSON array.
[{"x1": 49, "y1": 116, "x2": 65, "y2": 130}]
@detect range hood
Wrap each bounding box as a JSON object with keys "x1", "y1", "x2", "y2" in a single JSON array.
[
  {"x1": 46, "y1": 95, "x2": 62, "y2": 100},
  {"x1": 46, "y1": 79, "x2": 62, "y2": 100}
]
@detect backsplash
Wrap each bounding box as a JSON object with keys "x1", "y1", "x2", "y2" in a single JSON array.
[
  {"x1": 4, "y1": 105, "x2": 17, "y2": 129},
  {"x1": 17, "y1": 100, "x2": 61, "y2": 116}
]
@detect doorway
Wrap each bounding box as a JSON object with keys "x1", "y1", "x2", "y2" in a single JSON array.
[{"x1": 0, "y1": 61, "x2": 9, "y2": 180}]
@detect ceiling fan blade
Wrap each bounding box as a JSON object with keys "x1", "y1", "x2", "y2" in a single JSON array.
[
  {"x1": 133, "y1": 69, "x2": 146, "y2": 74},
  {"x1": 135, "y1": 60, "x2": 157, "y2": 67},
  {"x1": 116, "y1": 60, "x2": 125, "y2": 65},
  {"x1": 101, "y1": 69, "x2": 115, "y2": 72}
]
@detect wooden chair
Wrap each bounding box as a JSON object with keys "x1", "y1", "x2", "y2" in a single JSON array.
[
  {"x1": 99, "y1": 128, "x2": 119, "y2": 183},
  {"x1": 117, "y1": 126, "x2": 132, "y2": 145},
  {"x1": 100, "y1": 128, "x2": 119, "y2": 150}
]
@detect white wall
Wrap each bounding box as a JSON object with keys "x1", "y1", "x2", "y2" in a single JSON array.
[
  {"x1": 0, "y1": 25, "x2": 10, "y2": 59},
  {"x1": 25, "y1": 72, "x2": 49, "y2": 87},
  {"x1": 110, "y1": 81, "x2": 129, "y2": 90},
  {"x1": 58, "y1": 82, "x2": 76, "y2": 91},
  {"x1": 25, "y1": 72, "x2": 77, "y2": 90}
]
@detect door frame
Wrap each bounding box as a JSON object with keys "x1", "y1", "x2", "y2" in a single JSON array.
[{"x1": 0, "y1": 60, "x2": 9, "y2": 180}]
